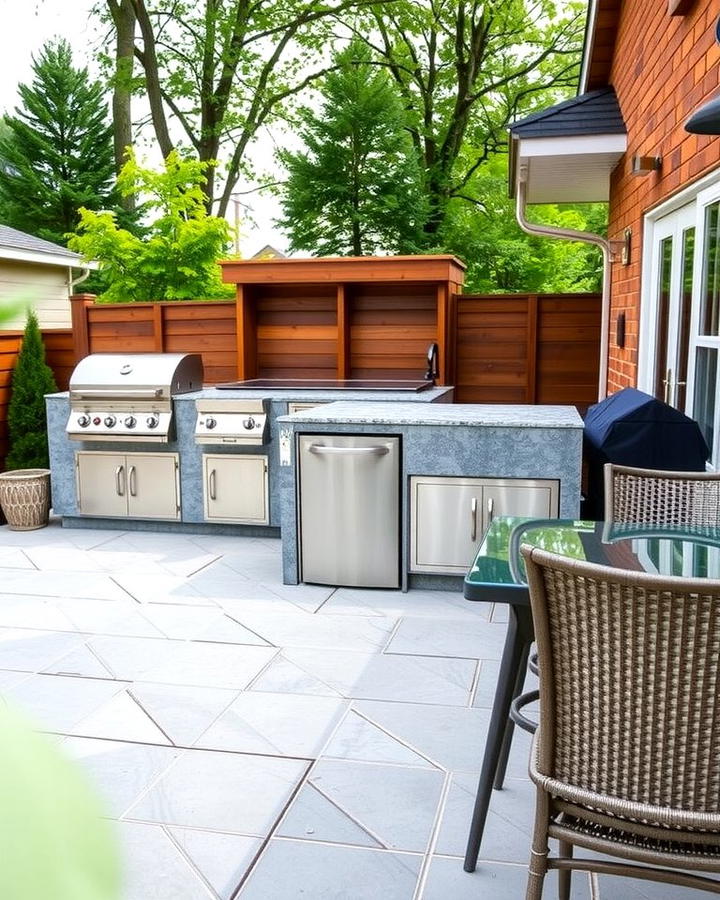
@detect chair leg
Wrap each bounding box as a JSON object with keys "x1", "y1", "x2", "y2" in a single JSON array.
[
  {"x1": 558, "y1": 841, "x2": 573, "y2": 900},
  {"x1": 525, "y1": 789, "x2": 550, "y2": 900}
]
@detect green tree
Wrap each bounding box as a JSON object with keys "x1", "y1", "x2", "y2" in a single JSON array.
[
  {"x1": 68, "y1": 151, "x2": 234, "y2": 302},
  {"x1": 277, "y1": 40, "x2": 426, "y2": 256},
  {"x1": 97, "y1": 0, "x2": 388, "y2": 215},
  {"x1": 6, "y1": 310, "x2": 58, "y2": 471},
  {"x1": 352, "y1": 0, "x2": 585, "y2": 242},
  {"x1": 0, "y1": 39, "x2": 121, "y2": 246}
]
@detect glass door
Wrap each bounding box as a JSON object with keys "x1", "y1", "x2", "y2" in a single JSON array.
[
  {"x1": 690, "y1": 189, "x2": 720, "y2": 468},
  {"x1": 647, "y1": 206, "x2": 695, "y2": 410}
]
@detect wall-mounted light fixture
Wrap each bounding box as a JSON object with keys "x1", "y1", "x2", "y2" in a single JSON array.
[
  {"x1": 631, "y1": 155, "x2": 662, "y2": 175},
  {"x1": 608, "y1": 228, "x2": 632, "y2": 265}
]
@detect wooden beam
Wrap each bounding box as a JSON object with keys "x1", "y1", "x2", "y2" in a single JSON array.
[
  {"x1": 336, "y1": 284, "x2": 350, "y2": 378},
  {"x1": 526, "y1": 295, "x2": 539, "y2": 403},
  {"x1": 235, "y1": 285, "x2": 257, "y2": 380},
  {"x1": 221, "y1": 255, "x2": 467, "y2": 285},
  {"x1": 153, "y1": 304, "x2": 164, "y2": 351}
]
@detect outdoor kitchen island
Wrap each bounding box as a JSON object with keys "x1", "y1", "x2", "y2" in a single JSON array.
[
  {"x1": 45, "y1": 382, "x2": 453, "y2": 535},
  {"x1": 278, "y1": 401, "x2": 583, "y2": 591}
]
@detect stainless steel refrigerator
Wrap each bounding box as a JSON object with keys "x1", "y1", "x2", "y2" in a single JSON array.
[{"x1": 298, "y1": 434, "x2": 400, "y2": 588}]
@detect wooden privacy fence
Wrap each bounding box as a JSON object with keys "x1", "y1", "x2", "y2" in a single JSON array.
[
  {"x1": 0, "y1": 288, "x2": 601, "y2": 469},
  {"x1": 454, "y1": 293, "x2": 602, "y2": 409},
  {"x1": 70, "y1": 290, "x2": 601, "y2": 408}
]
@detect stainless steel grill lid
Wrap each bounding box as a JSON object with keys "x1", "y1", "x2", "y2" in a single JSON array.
[{"x1": 67, "y1": 353, "x2": 203, "y2": 442}]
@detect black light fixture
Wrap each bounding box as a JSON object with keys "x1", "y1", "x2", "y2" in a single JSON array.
[
  {"x1": 685, "y1": 15, "x2": 720, "y2": 134},
  {"x1": 685, "y1": 94, "x2": 720, "y2": 134}
]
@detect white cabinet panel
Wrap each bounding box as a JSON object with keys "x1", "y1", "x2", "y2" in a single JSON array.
[
  {"x1": 76, "y1": 452, "x2": 180, "y2": 520},
  {"x1": 203, "y1": 454, "x2": 268, "y2": 524},
  {"x1": 410, "y1": 476, "x2": 559, "y2": 575}
]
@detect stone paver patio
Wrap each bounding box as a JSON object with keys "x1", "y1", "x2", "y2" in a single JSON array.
[{"x1": 0, "y1": 518, "x2": 711, "y2": 898}]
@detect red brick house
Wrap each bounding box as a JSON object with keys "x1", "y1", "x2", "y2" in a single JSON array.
[{"x1": 510, "y1": 0, "x2": 720, "y2": 467}]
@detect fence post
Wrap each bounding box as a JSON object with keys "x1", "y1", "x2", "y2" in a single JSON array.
[
  {"x1": 526, "y1": 294, "x2": 538, "y2": 403},
  {"x1": 69, "y1": 293, "x2": 96, "y2": 361}
]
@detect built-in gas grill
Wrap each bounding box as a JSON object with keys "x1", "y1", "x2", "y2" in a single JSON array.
[
  {"x1": 195, "y1": 399, "x2": 268, "y2": 445},
  {"x1": 66, "y1": 353, "x2": 204, "y2": 443}
]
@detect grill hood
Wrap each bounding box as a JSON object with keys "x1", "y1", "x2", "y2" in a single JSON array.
[{"x1": 69, "y1": 353, "x2": 204, "y2": 401}]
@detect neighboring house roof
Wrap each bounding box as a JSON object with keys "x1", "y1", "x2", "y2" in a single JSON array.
[
  {"x1": 509, "y1": 87, "x2": 626, "y2": 139},
  {"x1": 251, "y1": 244, "x2": 287, "y2": 259},
  {"x1": 0, "y1": 224, "x2": 94, "y2": 269}
]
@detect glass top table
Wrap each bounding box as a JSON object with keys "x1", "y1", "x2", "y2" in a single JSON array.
[{"x1": 462, "y1": 516, "x2": 720, "y2": 873}]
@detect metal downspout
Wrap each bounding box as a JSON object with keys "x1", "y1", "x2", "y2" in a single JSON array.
[
  {"x1": 69, "y1": 267, "x2": 91, "y2": 292},
  {"x1": 515, "y1": 167, "x2": 611, "y2": 401}
]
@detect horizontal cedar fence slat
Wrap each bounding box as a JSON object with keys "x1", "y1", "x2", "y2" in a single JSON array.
[
  {"x1": 453, "y1": 293, "x2": 601, "y2": 411},
  {"x1": 75, "y1": 292, "x2": 601, "y2": 407}
]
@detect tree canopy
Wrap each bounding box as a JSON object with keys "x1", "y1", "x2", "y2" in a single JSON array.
[
  {"x1": 0, "y1": 39, "x2": 122, "y2": 245},
  {"x1": 277, "y1": 39, "x2": 426, "y2": 256},
  {"x1": 68, "y1": 152, "x2": 234, "y2": 301}
]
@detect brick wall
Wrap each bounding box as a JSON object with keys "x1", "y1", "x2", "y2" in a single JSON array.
[{"x1": 606, "y1": 0, "x2": 720, "y2": 392}]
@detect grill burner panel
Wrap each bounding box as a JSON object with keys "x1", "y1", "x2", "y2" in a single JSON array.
[
  {"x1": 216, "y1": 378, "x2": 433, "y2": 392},
  {"x1": 66, "y1": 353, "x2": 203, "y2": 443}
]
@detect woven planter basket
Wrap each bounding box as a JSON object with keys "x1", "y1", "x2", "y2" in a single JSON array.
[{"x1": 0, "y1": 469, "x2": 51, "y2": 531}]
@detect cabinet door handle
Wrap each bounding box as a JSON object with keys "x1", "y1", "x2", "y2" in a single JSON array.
[
  {"x1": 128, "y1": 465, "x2": 137, "y2": 497},
  {"x1": 470, "y1": 496, "x2": 477, "y2": 542},
  {"x1": 115, "y1": 465, "x2": 125, "y2": 496},
  {"x1": 209, "y1": 469, "x2": 217, "y2": 501},
  {"x1": 487, "y1": 497, "x2": 495, "y2": 524}
]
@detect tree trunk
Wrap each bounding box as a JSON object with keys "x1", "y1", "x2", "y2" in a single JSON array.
[{"x1": 106, "y1": 0, "x2": 137, "y2": 212}]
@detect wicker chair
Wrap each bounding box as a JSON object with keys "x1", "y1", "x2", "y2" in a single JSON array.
[
  {"x1": 604, "y1": 463, "x2": 720, "y2": 527},
  {"x1": 521, "y1": 544, "x2": 720, "y2": 898}
]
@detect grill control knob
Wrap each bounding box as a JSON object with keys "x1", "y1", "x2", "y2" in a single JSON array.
[
  {"x1": 92, "y1": 416, "x2": 102, "y2": 426},
  {"x1": 243, "y1": 416, "x2": 256, "y2": 430},
  {"x1": 146, "y1": 414, "x2": 160, "y2": 429},
  {"x1": 104, "y1": 415, "x2": 117, "y2": 427},
  {"x1": 124, "y1": 415, "x2": 136, "y2": 428},
  {"x1": 204, "y1": 416, "x2": 217, "y2": 430},
  {"x1": 77, "y1": 414, "x2": 91, "y2": 428}
]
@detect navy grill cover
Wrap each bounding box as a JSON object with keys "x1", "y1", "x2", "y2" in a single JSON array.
[{"x1": 583, "y1": 387, "x2": 709, "y2": 517}]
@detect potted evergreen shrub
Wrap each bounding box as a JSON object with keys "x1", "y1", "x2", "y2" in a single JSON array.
[{"x1": 0, "y1": 310, "x2": 57, "y2": 530}]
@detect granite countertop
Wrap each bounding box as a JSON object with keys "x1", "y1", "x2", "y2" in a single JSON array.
[
  {"x1": 277, "y1": 401, "x2": 583, "y2": 428},
  {"x1": 174, "y1": 386, "x2": 454, "y2": 403}
]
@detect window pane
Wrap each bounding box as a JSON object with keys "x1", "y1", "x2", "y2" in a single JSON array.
[
  {"x1": 700, "y1": 201, "x2": 720, "y2": 335},
  {"x1": 693, "y1": 346, "x2": 717, "y2": 454},
  {"x1": 676, "y1": 226, "x2": 695, "y2": 410},
  {"x1": 654, "y1": 236, "x2": 673, "y2": 400}
]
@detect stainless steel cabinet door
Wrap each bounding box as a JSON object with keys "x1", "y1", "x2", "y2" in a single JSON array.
[
  {"x1": 410, "y1": 476, "x2": 559, "y2": 574},
  {"x1": 76, "y1": 452, "x2": 127, "y2": 518},
  {"x1": 203, "y1": 454, "x2": 268, "y2": 524},
  {"x1": 126, "y1": 454, "x2": 180, "y2": 520},
  {"x1": 76, "y1": 451, "x2": 180, "y2": 520},
  {"x1": 298, "y1": 435, "x2": 400, "y2": 588}
]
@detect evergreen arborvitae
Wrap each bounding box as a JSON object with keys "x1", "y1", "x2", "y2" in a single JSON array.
[
  {"x1": 0, "y1": 38, "x2": 122, "y2": 246},
  {"x1": 277, "y1": 39, "x2": 426, "y2": 256},
  {"x1": 6, "y1": 310, "x2": 57, "y2": 471}
]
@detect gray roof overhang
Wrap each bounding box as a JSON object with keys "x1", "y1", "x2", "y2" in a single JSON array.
[{"x1": 508, "y1": 87, "x2": 627, "y2": 204}]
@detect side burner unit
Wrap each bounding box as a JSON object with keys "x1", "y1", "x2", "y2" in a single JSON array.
[
  {"x1": 194, "y1": 399, "x2": 269, "y2": 445},
  {"x1": 66, "y1": 353, "x2": 204, "y2": 443}
]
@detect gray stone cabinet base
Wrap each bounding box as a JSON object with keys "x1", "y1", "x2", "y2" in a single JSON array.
[{"x1": 60, "y1": 516, "x2": 280, "y2": 538}]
